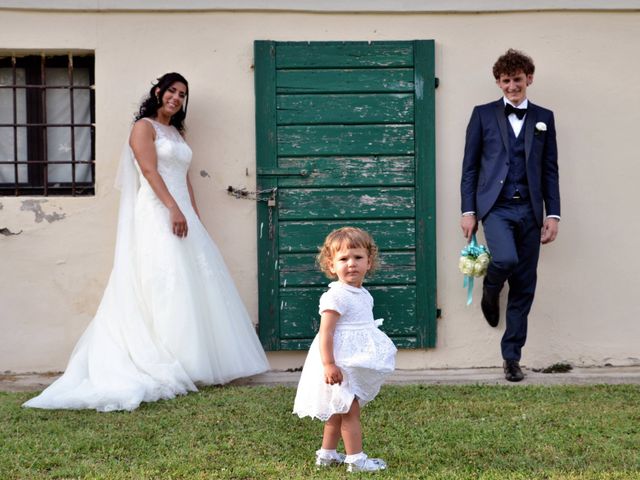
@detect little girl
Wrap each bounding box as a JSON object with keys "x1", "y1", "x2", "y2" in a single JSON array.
[{"x1": 293, "y1": 227, "x2": 397, "y2": 473}]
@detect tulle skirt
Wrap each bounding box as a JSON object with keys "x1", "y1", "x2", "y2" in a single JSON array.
[{"x1": 23, "y1": 185, "x2": 269, "y2": 412}]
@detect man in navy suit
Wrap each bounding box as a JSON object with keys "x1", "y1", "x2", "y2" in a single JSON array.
[{"x1": 460, "y1": 49, "x2": 560, "y2": 382}]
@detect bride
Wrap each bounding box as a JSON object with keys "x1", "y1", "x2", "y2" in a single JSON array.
[{"x1": 23, "y1": 72, "x2": 269, "y2": 412}]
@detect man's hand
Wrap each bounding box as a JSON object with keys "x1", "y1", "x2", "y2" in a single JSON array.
[
  {"x1": 461, "y1": 215, "x2": 478, "y2": 240},
  {"x1": 541, "y1": 217, "x2": 559, "y2": 244}
]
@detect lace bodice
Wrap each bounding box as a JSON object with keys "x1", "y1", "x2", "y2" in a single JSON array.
[
  {"x1": 146, "y1": 118, "x2": 191, "y2": 181},
  {"x1": 318, "y1": 282, "x2": 375, "y2": 328},
  {"x1": 136, "y1": 118, "x2": 193, "y2": 206}
]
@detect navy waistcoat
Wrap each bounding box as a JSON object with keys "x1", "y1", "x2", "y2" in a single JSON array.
[{"x1": 499, "y1": 122, "x2": 530, "y2": 201}]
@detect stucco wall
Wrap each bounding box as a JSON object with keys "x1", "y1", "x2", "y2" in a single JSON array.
[{"x1": 1, "y1": 7, "x2": 639, "y2": 372}]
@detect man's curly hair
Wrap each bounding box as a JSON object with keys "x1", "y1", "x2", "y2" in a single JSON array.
[
  {"x1": 317, "y1": 227, "x2": 379, "y2": 280},
  {"x1": 492, "y1": 49, "x2": 535, "y2": 79}
]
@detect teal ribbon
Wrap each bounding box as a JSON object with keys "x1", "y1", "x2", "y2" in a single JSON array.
[
  {"x1": 460, "y1": 233, "x2": 489, "y2": 259},
  {"x1": 461, "y1": 234, "x2": 488, "y2": 306},
  {"x1": 463, "y1": 274, "x2": 474, "y2": 306}
]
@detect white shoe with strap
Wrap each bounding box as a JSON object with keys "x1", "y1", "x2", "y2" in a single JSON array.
[
  {"x1": 315, "y1": 449, "x2": 346, "y2": 467},
  {"x1": 345, "y1": 453, "x2": 387, "y2": 472}
]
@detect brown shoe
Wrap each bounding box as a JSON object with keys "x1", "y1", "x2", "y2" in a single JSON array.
[{"x1": 504, "y1": 360, "x2": 524, "y2": 382}]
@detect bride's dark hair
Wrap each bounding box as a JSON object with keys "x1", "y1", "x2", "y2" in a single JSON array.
[{"x1": 135, "y1": 72, "x2": 189, "y2": 133}]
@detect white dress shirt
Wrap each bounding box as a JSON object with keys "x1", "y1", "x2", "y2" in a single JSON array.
[{"x1": 504, "y1": 97, "x2": 528, "y2": 138}]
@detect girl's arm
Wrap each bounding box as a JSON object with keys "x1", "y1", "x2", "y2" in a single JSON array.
[
  {"x1": 186, "y1": 174, "x2": 201, "y2": 219},
  {"x1": 129, "y1": 120, "x2": 188, "y2": 238},
  {"x1": 319, "y1": 310, "x2": 343, "y2": 385}
]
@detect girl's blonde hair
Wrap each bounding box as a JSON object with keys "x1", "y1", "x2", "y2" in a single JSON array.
[{"x1": 317, "y1": 227, "x2": 379, "y2": 279}]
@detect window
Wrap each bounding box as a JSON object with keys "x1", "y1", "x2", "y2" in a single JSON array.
[{"x1": 0, "y1": 53, "x2": 95, "y2": 196}]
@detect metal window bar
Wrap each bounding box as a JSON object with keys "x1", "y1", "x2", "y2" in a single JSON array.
[
  {"x1": 12, "y1": 56, "x2": 18, "y2": 195},
  {"x1": 68, "y1": 54, "x2": 76, "y2": 195},
  {"x1": 41, "y1": 54, "x2": 48, "y2": 196},
  {"x1": 0, "y1": 54, "x2": 95, "y2": 196}
]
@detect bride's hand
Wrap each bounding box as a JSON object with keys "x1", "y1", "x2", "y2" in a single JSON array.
[{"x1": 169, "y1": 206, "x2": 188, "y2": 237}]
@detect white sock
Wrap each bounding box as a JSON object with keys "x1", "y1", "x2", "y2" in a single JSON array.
[
  {"x1": 345, "y1": 452, "x2": 366, "y2": 463},
  {"x1": 317, "y1": 448, "x2": 338, "y2": 459}
]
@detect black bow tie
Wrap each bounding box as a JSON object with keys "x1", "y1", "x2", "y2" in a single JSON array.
[{"x1": 504, "y1": 103, "x2": 527, "y2": 119}]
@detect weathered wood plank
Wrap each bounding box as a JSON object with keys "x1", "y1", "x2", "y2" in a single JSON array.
[
  {"x1": 254, "y1": 40, "x2": 281, "y2": 350},
  {"x1": 388, "y1": 337, "x2": 417, "y2": 348},
  {"x1": 372, "y1": 286, "x2": 417, "y2": 335},
  {"x1": 278, "y1": 187, "x2": 415, "y2": 220},
  {"x1": 277, "y1": 94, "x2": 413, "y2": 125},
  {"x1": 276, "y1": 42, "x2": 413, "y2": 69},
  {"x1": 279, "y1": 337, "x2": 416, "y2": 350},
  {"x1": 278, "y1": 289, "x2": 320, "y2": 338},
  {"x1": 279, "y1": 251, "x2": 416, "y2": 287},
  {"x1": 276, "y1": 69, "x2": 414, "y2": 93},
  {"x1": 279, "y1": 286, "x2": 417, "y2": 338},
  {"x1": 279, "y1": 339, "x2": 313, "y2": 350},
  {"x1": 414, "y1": 40, "x2": 438, "y2": 348},
  {"x1": 276, "y1": 156, "x2": 414, "y2": 187},
  {"x1": 279, "y1": 219, "x2": 416, "y2": 253},
  {"x1": 277, "y1": 125, "x2": 414, "y2": 156}
]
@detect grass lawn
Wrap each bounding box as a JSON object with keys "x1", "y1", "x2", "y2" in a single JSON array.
[{"x1": 2, "y1": 384, "x2": 639, "y2": 479}]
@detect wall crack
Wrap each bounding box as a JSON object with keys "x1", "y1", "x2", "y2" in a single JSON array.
[{"x1": 0, "y1": 227, "x2": 22, "y2": 236}]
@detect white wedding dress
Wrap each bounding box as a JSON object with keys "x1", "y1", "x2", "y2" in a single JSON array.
[{"x1": 23, "y1": 118, "x2": 269, "y2": 412}]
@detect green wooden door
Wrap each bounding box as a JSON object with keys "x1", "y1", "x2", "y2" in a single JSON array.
[{"x1": 255, "y1": 40, "x2": 436, "y2": 350}]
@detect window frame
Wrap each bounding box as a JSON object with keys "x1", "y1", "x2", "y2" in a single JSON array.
[{"x1": 0, "y1": 53, "x2": 95, "y2": 196}]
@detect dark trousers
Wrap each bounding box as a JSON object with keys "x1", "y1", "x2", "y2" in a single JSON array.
[{"x1": 482, "y1": 199, "x2": 541, "y2": 361}]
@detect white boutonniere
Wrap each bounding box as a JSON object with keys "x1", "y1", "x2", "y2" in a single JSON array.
[{"x1": 535, "y1": 122, "x2": 547, "y2": 133}]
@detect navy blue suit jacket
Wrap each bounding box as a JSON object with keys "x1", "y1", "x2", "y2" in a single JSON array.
[{"x1": 460, "y1": 99, "x2": 560, "y2": 227}]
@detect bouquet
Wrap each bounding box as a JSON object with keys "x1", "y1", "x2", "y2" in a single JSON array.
[{"x1": 459, "y1": 234, "x2": 491, "y2": 305}]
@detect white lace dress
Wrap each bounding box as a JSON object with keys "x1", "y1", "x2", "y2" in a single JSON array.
[
  {"x1": 293, "y1": 282, "x2": 397, "y2": 421},
  {"x1": 23, "y1": 118, "x2": 269, "y2": 412}
]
